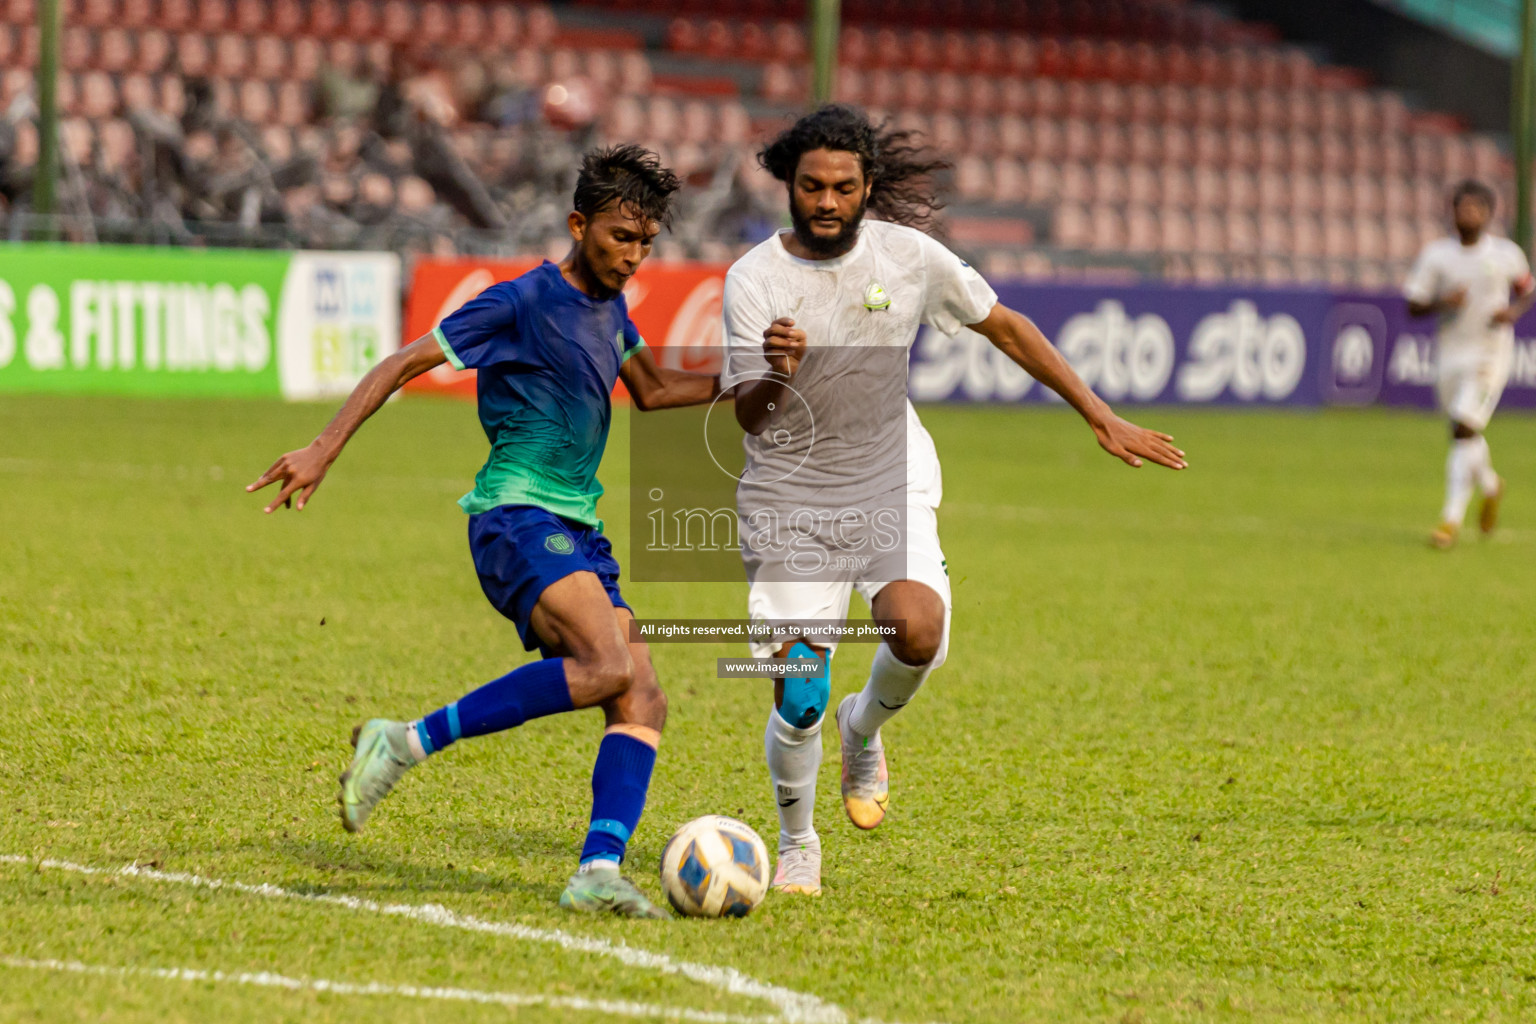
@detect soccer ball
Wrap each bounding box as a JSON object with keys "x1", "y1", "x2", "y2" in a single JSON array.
[{"x1": 658, "y1": 815, "x2": 771, "y2": 918}]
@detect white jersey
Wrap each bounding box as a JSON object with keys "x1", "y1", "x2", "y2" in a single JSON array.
[
  {"x1": 720, "y1": 220, "x2": 997, "y2": 517},
  {"x1": 1403, "y1": 234, "x2": 1532, "y2": 367}
]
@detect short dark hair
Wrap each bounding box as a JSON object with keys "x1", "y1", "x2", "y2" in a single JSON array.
[
  {"x1": 1452, "y1": 179, "x2": 1496, "y2": 211},
  {"x1": 758, "y1": 104, "x2": 949, "y2": 231},
  {"x1": 572, "y1": 144, "x2": 681, "y2": 228}
]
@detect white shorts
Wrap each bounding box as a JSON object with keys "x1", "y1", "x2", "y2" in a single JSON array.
[
  {"x1": 745, "y1": 500, "x2": 951, "y2": 659},
  {"x1": 1437, "y1": 355, "x2": 1510, "y2": 432}
]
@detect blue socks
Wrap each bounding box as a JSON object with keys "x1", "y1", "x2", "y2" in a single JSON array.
[
  {"x1": 415, "y1": 658, "x2": 573, "y2": 756},
  {"x1": 579, "y1": 732, "x2": 657, "y2": 866},
  {"x1": 408, "y1": 660, "x2": 656, "y2": 868}
]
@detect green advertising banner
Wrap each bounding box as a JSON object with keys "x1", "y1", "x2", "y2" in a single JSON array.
[{"x1": 0, "y1": 244, "x2": 400, "y2": 400}]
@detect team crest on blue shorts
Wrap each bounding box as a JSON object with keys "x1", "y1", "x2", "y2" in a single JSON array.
[{"x1": 545, "y1": 533, "x2": 575, "y2": 554}]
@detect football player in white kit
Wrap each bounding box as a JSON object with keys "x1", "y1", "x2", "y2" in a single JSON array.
[
  {"x1": 1404, "y1": 180, "x2": 1534, "y2": 549},
  {"x1": 719, "y1": 106, "x2": 1187, "y2": 895}
]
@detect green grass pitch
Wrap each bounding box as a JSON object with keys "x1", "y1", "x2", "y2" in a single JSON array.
[{"x1": 2, "y1": 393, "x2": 1534, "y2": 1023}]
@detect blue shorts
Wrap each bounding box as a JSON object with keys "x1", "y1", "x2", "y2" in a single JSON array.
[{"x1": 468, "y1": 504, "x2": 630, "y2": 653}]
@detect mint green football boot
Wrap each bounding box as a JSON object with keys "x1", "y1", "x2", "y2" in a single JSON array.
[
  {"x1": 559, "y1": 864, "x2": 668, "y2": 919},
  {"x1": 338, "y1": 719, "x2": 416, "y2": 833}
]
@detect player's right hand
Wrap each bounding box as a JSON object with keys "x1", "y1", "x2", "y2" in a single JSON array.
[
  {"x1": 763, "y1": 317, "x2": 807, "y2": 378},
  {"x1": 247, "y1": 442, "x2": 332, "y2": 513},
  {"x1": 1442, "y1": 287, "x2": 1468, "y2": 311}
]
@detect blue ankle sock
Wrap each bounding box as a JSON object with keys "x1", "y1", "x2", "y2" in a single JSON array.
[
  {"x1": 579, "y1": 733, "x2": 657, "y2": 865},
  {"x1": 416, "y1": 658, "x2": 573, "y2": 756}
]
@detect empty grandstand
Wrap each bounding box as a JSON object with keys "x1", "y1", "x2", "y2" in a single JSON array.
[{"x1": 0, "y1": 0, "x2": 1519, "y2": 285}]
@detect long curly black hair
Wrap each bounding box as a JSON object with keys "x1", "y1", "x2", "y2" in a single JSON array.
[{"x1": 758, "y1": 104, "x2": 948, "y2": 231}]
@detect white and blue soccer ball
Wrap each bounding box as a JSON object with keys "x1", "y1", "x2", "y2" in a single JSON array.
[{"x1": 659, "y1": 815, "x2": 770, "y2": 918}]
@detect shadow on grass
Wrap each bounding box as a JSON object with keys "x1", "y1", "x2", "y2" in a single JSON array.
[{"x1": 267, "y1": 833, "x2": 566, "y2": 904}]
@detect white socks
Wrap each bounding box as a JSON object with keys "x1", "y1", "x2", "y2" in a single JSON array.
[
  {"x1": 848, "y1": 641, "x2": 943, "y2": 738},
  {"x1": 1470, "y1": 435, "x2": 1500, "y2": 494},
  {"x1": 765, "y1": 707, "x2": 822, "y2": 853},
  {"x1": 1442, "y1": 436, "x2": 1498, "y2": 525}
]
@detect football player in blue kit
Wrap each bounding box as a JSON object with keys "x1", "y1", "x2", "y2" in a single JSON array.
[{"x1": 249, "y1": 146, "x2": 722, "y2": 918}]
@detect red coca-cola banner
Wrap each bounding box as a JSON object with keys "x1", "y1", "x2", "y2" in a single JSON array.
[{"x1": 403, "y1": 258, "x2": 728, "y2": 399}]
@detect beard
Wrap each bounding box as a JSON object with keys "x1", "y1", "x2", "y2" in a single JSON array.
[{"x1": 789, "y1": 195, "x2": 867, "y2": 258}]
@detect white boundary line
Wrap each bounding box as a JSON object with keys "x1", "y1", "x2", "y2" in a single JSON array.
[
  {"x1": 0, "y1": 854, "x2": 843, "y2": 1024},
  {"x1": 0, "y1": 954, "x2": 781, "y2": 1023},
  {"x1": 0, "y1": 855, "x2": 833, "y2": 1020}
]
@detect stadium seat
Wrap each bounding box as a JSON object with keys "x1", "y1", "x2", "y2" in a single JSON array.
[
  {"x1": 1054, "y1": 202, "x2": 1091, "y2": 248},
  {"x1": 1023, "y1": 158, "x2": 1059, "y2": 203},
  {"x1": 954, "y1": 154, "x2": 992, "y2": 201},
  {"x1": 1059, "y1": 162, "x2": 1092, "y2": 204},
  {"x1": 990, "y1": 157, "x2": 1026, "y2": 202},
  {"x1": 1125, "y1": 205, "x2": 1158, "y2": 252}
]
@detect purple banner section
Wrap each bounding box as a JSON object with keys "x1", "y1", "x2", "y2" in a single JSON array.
[{"x1": 908, "y1": 282, "x2": 1536, "y2": 409}]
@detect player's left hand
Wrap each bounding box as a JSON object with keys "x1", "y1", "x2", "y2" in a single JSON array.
[
  {"x1": 762, "y1": 318, "x2": 808, "y2": 377},
  {"x1": 1093, "y1": 416, "x2": 1187, "y2": 470},
  {"x1": 1490, "y1": 306, "x2": 1519, "y2": 326}
]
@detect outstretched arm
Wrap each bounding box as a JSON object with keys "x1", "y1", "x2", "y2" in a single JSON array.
[
  {"x1": 967, "y1": 303, "x2": 1187, "y2": 470},
  {"x1": 246, "y1": 333, "x2": 448, "y2": 512},
  {"x1": 619, "y1": 345, "x2": 722, "y2": 411}
]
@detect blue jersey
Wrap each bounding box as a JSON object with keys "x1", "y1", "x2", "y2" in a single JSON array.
[{"x1": 432, "y1": 261, "x2": 646, "y2": 527}]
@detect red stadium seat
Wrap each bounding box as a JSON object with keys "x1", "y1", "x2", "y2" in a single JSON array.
[
  {"x1": 269, "y1": 0, "x2": 301, "y2": 36},
  {"x1": 1091, "y1": 162, "x2": 1127, "y2": 204},
  {"x1": 1225, "y1": 211, "x2": 1259, "y2": 254},
  {"x1": 1256, "y1": 168, "x2": 1287, "y2": 211},
  {"x1": 1158, "y1": 209, "x2": 1194, "y2": 251},
  {"x1": 1155, "y1": 164, "x2": 1191, "y2": 208},
  {"x1": 1125, "y1": 205, "x2": 1158, "y2": 252},
  {"x1": 1126, "y1": 163, "x2": 1157, "y2": 205},
  {"x1": 771, "y1": 22, "x2": 806, "y2": 62},
  {"x1": 954, "y1": 154, "x2": 992, "y2": 201},
  {"x1": 216, "y1": 33, "x2": 250, "y2": 79},
  {"x1": 1023, "y1": 158, "x2": 1059, "y2": 203},
  {"x1": 485, "y1": 5, "x2": 522, "y2": 49},
  {"x1": 1227, "y1": 130, "x2": 1257, "y2": 170},
  {"x1": 120, "y1": 70, "x2": 152, "y2": 110},
  {"x1": 991, "y1": 156, "x2": 1026, "y2": 202},
  {"x1": 1062, "y1": 119, "x2": 1094, "y2": 162},
  {"x1": 1158, "y1": 125, "x2": 1191, "y2": 167},
  {"x1": 198, "y1": 0, "x2": 231, "y2": 33},
  {"x1": 121, "y1": 0, "x2": 151, "y2": 27},
  {"x1": 1193, "y1": 165, "x2": 1227, "y2": 208},
  {"x1": 1054, "y1": 202, "x2": 1091, "y2": 248},
  {"x1": 1258, "y1": 211, "x2": 1291, "y2": 253},
  {"x1": 1226, "y1": 168, "x2": 1258, "y2": 211},
  {"x1": 996, "y1": 78, "x2": 1028, "y2": 116},
  {"x1": 1059, "y1": 162, "x2": 1092, "y2": 204},
  {"x1": 1089, "y1": 205, "x2": 1127, "y2": 251}
]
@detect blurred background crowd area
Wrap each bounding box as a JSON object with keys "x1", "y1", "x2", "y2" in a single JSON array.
[{"x1": 0, "y1": 0, "x2": 1518, "y2": 286}]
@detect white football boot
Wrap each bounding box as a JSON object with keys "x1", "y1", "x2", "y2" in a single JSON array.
[
  {"x1": 771, "y1": 838, "x2": 822, "y2": 896},
  {"x1": 835, "y1": 694, "x2": 889, "y2": 830}
]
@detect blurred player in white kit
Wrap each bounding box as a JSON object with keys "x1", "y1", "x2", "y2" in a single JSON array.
[
  {"x1": 720, "y1": 105, "x2": 1187, "y2": 896},
  {"x1": 1404, "y1": 180, "x2": 1534, "y2": 548}
]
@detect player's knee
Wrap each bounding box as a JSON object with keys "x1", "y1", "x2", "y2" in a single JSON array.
[
  {"x1": 777, "y1": 641, "x2": 830, "y2": 729},
  {"x1": 891, "y1": 618, "x2": 946, "y2": 667},
  {"x1": 1452, "y1": 421, "x2": 1477, "y2": 440},
  {"x1": 779, "y1": 675, "x2": 830, "y2": 729}
]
